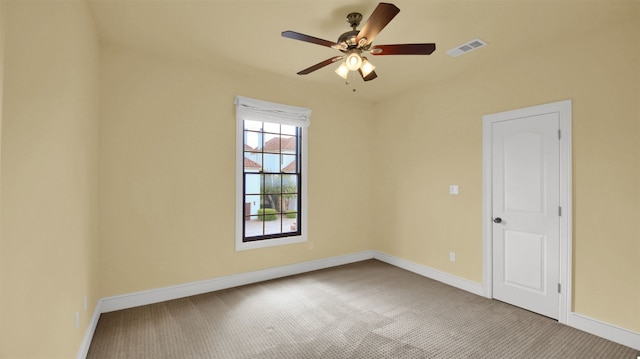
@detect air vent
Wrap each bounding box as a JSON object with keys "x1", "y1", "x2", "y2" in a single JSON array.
[{"x1": 447, "y1": 38, "x2": 487, "y2": 57}]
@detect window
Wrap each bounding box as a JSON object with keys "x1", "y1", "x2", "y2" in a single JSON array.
[{"x1": 235, "y1": 96, "x2": 310, "y2": 250}]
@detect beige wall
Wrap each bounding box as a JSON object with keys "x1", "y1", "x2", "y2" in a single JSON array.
[
  {"x1": 0, "y1": 2, "x2": 100, "y2": 358},
  {"x1": 98, "y1": 44, "x2": 376, "y2": 298},
  {"x1": 0, "y1": 2, "x2": 4, "y2": 352},
  {"x1": 372, "y1": 10, "x2": 640, "y2": 332}
]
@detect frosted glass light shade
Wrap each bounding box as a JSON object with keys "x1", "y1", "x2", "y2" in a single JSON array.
[
  {"x1": 345, "y1": 52, "x2": 362, "y2": 71},
  {"x1": 360, "y1": 58, "x2": 375, "y2": 77},
  {"x1": 335, "y1": 62, "x2": 349, "y2": 79}
]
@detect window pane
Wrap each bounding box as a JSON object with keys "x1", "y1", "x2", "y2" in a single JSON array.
[
  {"x1": 263, "y1": 134, "x2": 280, "y2": 153},
  {"x1": 282, "y1": 194, "x2": 298, "y2": 212},
  {"x1": 280, "y1": 135, "x2": 296, "y2": 153},
  {"x1": 282, "y1": 215, "x2": 297, "y2": 234},
  {"x1": 263, "y1": 122, "x2": 280, "y2": 134},
  {"x1": 244, "y1": 120, "x2": 262, "y2": 131},
  {"x1": 282, "y1": 175, "x2": 298, "y2": 193},
  {"x1": 245, "y1": 174, "x2": 261, "y2": 195},
  {"x1": 245, "y1": 215, "x2": 264, "y2": 237},
  {"x1": 263, "y1": 153, "x2": 280, "y2": 172},
  {"x1": 244, "y1": 195, "x2": 260, "y2": 216},
  {"x1": 244, "y1": 131, "x2": 262, "y2": 151},
  {"x1": 244, "y1": 153, "x2": 262, "y2": 172},
  {"x1": 259, "y1": 194, "x2": 279, "y2": 213},
  {"x1": 281, "y1": 155, "x2": 296, "y2": 172},
  {"x1": 281, "y1": 124, "x2": 296, "y2": 135},
  {"x1": 263, "y1": 174, "x2": 281, "y2": 194}
]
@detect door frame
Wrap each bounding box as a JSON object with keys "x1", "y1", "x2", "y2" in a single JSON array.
[{"x1": 482, "y1": 99, "x2": 572, "y2": 324}]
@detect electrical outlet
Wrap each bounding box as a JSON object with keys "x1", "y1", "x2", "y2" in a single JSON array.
[
  {"x1": 449, "y1": 252, "x2": 456, "y2": 262},
  {"x1": 449, "y1": 185, "x2": 459, "y2": 195}
]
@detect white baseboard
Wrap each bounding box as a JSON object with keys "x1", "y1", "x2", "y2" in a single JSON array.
[
  {"x1": 568, "y1": 312, "x2": 640, "y2": 351},
  {"x1": 372, "y1": 251, "x2": 485, "y2": 296},
  {"x1": 100, "y1": 250, "x2": 375, "y2": 313},
  {"x1": 76, "y1": 302, "x2": 102, "y2": 359}
]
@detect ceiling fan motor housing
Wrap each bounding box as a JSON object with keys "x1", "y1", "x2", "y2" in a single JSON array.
[
  {"x1": 339, "y1": 12, "x2": 372, "y2": 50},
  {"x1": 337, "y1": 30, "x2": 360, "y2": 48}
]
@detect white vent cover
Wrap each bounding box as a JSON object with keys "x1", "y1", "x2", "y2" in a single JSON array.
[{"x1": 447, "y1": 39, "x2": 487, "y2": 57}]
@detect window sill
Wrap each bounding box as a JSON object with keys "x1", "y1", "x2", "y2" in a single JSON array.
[{"x1": 235, "y1": 234, "x2": 307, "y2": 251}]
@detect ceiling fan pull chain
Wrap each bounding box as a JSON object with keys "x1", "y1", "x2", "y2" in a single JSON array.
[{"x1": 351, "y1": 71, "x2": 357, "y2": 92}]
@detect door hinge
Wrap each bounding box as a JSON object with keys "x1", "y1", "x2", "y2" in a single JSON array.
[
  {"x1": 559, "y1": 206, "x2": 562, "y2": 216},
  {"x1": 558, "y1": 129, "x2": 561, "y2": 140},
  {"x1": 557, "y1": 283, "x2": 561, "y2": 293}
]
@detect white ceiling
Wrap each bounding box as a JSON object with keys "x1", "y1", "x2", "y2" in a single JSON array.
[{"x1": 88, "y1": 0, "x2": 633, "y2": 102}]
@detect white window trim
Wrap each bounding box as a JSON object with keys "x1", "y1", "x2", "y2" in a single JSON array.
[{"x1": 235, "y1": 96, "x2": 310, "y2": 251}]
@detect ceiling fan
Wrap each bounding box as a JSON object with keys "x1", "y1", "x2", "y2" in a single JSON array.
[{"x1": 282, "y1": 2, "x2": 436, "y2": 82}]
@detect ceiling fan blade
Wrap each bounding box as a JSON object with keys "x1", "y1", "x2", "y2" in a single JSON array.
[
  {"x1": 369, "y1": 43, "x2": 436, "y2": 55},
  {"x1": 356, "y1": 3, "x2": 400, "y2": 47},
  {"x1": 282, "y1": 30, "x2": 339, "y2": 48},
  {"x1": 297, "y1": 56, "x2": 344, "y2": 75},
  {"x1": 358, "y1": 68, "x2": 378, "y2": 81}
]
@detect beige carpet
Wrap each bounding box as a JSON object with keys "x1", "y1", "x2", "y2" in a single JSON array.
[{"x1": 87, "y1": 260, "x2": 638, "y2": 358}]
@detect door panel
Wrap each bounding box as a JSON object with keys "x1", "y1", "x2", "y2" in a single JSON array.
[
  {"x1": 504, "y1": 132, "x2": 544, "y2": 213},
  {"x1": 504, "y1": 230, "x2": 545, "y2": 293},
  {"x1": 492, "y1": 113, "x2": 560, "y2": 319}
]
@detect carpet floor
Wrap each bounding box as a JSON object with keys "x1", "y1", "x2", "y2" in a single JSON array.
[{"x1": 87, "y1": 260, "x2": 639, "y2": 358}]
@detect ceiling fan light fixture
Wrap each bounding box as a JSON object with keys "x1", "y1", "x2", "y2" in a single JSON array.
[
  {"x1": 335, "y1": 62, "x2": 349, "y2": 79},
  {"x1": 360, "y1": 58, "x2": 375, "y2": 77},
  {"x1": 282, "y1": 3, "x2": 436, "y2": 83},
  {"x1": 345, "y1": 52, "x2": 363, "y2": 71}
]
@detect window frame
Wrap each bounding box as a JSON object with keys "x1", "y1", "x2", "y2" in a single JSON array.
[{"x1": 235, "y1": 96, "x2": 310, "y2": 251}]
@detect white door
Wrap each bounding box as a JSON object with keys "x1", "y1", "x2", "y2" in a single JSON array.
[{"x1": 491, "y1": 113, "x2": 560, "y2": 319}]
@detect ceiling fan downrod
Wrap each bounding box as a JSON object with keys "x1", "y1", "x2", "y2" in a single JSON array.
[{"x1": 346, "y1": 12, "x2": 362, "y2": 29}]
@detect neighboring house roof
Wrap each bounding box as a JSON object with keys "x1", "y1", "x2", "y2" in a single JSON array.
[
  {"x1": 244, "y1": 157, "x2": 261, "y2": 169},
  {"x1": 244, "y1": 144, "x2": 255, "y2": 151},
  {"x1": 263, "y1": 136, "x2": 296, "y2": 152}
]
